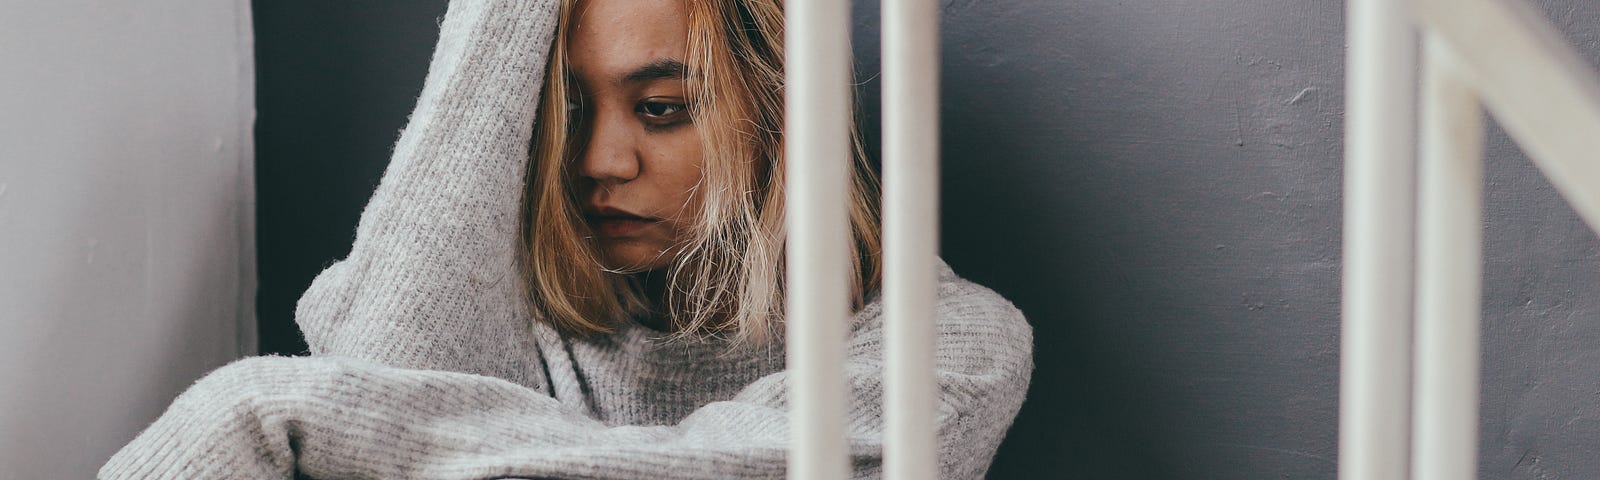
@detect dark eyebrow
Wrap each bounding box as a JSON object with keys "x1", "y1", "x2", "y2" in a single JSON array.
[{"x1": 623, "y1": 59, "x2": 687, "y2": 84}]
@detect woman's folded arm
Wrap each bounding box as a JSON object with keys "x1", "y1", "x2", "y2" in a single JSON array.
[{"x1": 102, "y1": 278, "x2": 1032, "y2": 480}]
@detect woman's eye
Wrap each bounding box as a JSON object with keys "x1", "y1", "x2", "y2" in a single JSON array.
[{"x1": 637, "y1": 101, "x2": 686, "y2": 119}]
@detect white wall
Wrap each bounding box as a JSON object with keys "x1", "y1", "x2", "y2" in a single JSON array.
[{"x1": 0, "y1": 0, "x2": 255, "y2": 477}]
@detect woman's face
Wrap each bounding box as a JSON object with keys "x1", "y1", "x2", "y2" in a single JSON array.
[{"x1": 568, "y1": 0, "x2": 703, "y2": 272}]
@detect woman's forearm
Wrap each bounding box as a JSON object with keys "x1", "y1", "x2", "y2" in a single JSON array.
[{"x1": 104, "y1": 271, "x2": 1031, "y2": 480}]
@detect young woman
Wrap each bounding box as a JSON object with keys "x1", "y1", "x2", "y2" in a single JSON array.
[{"x1": 101, "y1": 0, "x2": 1032, "y2": 478}]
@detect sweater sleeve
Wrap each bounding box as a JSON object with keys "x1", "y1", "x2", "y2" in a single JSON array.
[
  {"x1": 292, "y1": 0, "x2": 558, "y2": 390},
  {"x1": 98, "y1": 277, "x2": 1034, "y2": 480}
]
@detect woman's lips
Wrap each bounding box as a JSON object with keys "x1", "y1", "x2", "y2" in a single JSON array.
[
  {"x1": 589, "y1": 216, "x2": 658, "y2": 237},
  {"x1": 585, "y1": 206, "x2": 661, "y2": 237}
]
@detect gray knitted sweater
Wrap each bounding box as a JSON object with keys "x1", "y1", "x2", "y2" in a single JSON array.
[{"x1": 99, "y1": 0, "x2": 1032, "y2": 478}]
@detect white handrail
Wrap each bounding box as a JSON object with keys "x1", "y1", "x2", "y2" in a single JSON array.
[
  {"x1": 1346, "y1": 0, "x2": 1600, "y2": 479},
  {"x1": 1412, "y1": 0, "x2": 1600, "y2": 236}
]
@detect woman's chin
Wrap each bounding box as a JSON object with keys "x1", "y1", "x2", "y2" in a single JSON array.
[{"x1": 595, "y1": 244, "x2": 674, "y2": 273}]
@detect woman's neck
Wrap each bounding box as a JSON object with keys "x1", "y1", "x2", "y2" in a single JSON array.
[{"x1": 635, "y1": 269, "x2": 675, "y2": 332}]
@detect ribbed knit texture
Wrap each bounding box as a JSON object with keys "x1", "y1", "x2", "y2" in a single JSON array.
[{"x1": 100, "y1": 0, "x2": 1032, "y2": 478}]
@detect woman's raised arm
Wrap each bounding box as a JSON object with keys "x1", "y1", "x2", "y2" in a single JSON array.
[{"x1": 293, "y1": 0, "x2": 559, "y2": 389}]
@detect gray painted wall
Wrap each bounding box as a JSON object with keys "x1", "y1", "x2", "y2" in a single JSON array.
[
  {"x1": 0, "y1": 1, "x2": 255, "y2": 477},
  {"x1": 847, "y1": 0, "x2": 1600, "y2": 478}
]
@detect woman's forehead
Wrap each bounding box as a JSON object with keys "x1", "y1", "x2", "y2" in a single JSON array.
[{"x1": 568, "y1": 0, "x2": 690, "y2": 87}]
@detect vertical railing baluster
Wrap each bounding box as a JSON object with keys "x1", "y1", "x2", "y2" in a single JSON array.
[
  {"x1": 1341, "y1": 0, "x2": 1418, "y2": 479},
  {"x1": 784, "y1": 0, "x2": 853, "y2": 478},
  {"x1": 1412, "y1": 32, "x2": 1485, "y2": 480},
  {"x1": 882, "y1": 0, "x2": 940, "y2": 478}
]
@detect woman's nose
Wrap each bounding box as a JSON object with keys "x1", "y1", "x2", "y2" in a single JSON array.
[{"x1": 575, "y1": 109, "x2": 640, "y2": 184}]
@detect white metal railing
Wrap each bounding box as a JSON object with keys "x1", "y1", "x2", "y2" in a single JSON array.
[
  {"x1": 881, "y1": 0, "x2": 942, "y2": 479},
  {"x1": 784, "y1": 0, "x2": 854, "y2": 477},
  {"x1": 784, "y1": 0, "x2": 941, "y2": 478},
  {"x1": 1343, "y1": 0, "x2": 1600, "y2": 479}
]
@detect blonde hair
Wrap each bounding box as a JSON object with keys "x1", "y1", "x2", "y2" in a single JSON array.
[{"x1": 522, "y1": 0, "x2": 882, "y2": 346}]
